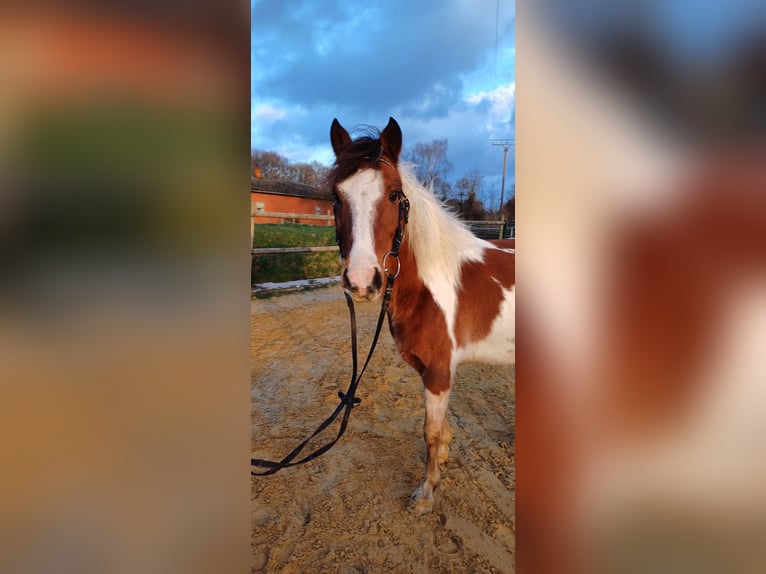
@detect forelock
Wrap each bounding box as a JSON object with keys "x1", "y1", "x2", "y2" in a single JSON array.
[{"x1": 327, "y1": 129, "x2": 383, "y2": 192}]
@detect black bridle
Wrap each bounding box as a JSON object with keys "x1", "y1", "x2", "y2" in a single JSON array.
[{"x1": 251, "y1": 185, "x2": 409, "y2": 476}]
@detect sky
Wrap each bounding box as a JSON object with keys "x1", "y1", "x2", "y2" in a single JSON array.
[{"x1": 251, "y1": 0, "x2": 515, "y2": 203}]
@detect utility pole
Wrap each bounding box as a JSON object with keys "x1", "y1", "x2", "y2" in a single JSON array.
[
  {"x1": 491, "y1": 139, "x2": 514, "y2": 220},
  {"x1": 491, "y1": 139, "x2": 514, "y2": 238}
]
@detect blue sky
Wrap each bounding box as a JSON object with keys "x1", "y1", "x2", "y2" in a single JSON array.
[{"x1": 251, "y1": 0, "x2": 515, "y2": 198}]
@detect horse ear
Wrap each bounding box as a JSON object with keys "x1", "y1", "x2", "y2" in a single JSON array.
[
  {"x1": 330, "y1": 118, "x2": 351, "y2": 156},
  {"x1": 380, "y1": 117, "x2": 402, "y2": 162}
]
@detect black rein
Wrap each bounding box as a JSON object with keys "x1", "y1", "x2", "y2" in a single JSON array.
[{"x1": 251, "y1": 190, "x2": 409, "y2": 476}]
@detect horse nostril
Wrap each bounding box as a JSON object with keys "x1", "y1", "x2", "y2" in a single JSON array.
[
  {"x1": 342, "y1": 271, "x2": 362, "y2": 294},
  {"x1": 343, "y1": 267, "x2": 382, "y2": 299}
]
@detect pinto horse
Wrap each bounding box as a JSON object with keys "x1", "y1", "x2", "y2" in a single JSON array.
[{"x1": 329, "y1": 117, "x2": 515, "y2": 514}]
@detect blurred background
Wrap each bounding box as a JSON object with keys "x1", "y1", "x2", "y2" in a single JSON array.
[
  {"x1": 518, "y1": 0, "x2": 766, "y2": 572},
  {"x1": 0, "y1": 2, "x2": 250, "y2": 573}
]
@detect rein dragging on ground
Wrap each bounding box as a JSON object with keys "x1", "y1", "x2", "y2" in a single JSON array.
[{"x1": 251, "y1": 190, "x2": 409, "y2": 476}]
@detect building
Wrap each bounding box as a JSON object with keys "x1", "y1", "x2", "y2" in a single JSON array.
[{"x1": 251, "y1": 178, "x2": 334, "y2": 226}]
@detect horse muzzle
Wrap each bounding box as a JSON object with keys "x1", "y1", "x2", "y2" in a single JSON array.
[{"x1": 342, "y1": 267, "x2": 383, "y2": 302}]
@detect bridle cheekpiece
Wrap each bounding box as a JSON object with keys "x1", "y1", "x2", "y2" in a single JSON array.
[{"x1": 378, "y1": 156, "x2": 409, "y2": 282}]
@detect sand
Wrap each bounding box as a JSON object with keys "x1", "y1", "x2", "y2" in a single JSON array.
[{"x1": 251, "y1": 287, "x2": 515, "y2": 573}]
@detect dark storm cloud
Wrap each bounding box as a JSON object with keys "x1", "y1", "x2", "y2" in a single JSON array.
[{"x1": 252, "y1": 0, "x2": 499, "y2": 118}]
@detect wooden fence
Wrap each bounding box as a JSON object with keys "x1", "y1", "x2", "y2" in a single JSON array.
[
  {"x1": 252, "y1": 211, "x2": 334, "y2": 224},
  {"x1": 251, "y1": 245, "x2": 339, "y2": 255},
  {"x1": 252, "y1": 211, "x2": 513, "y2": 255},
  {"x1": 465, "y1": 220, "x2": 514, "y2": 240}
]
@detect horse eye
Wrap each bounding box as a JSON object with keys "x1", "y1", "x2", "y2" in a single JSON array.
[{"x1": 389, "y1": 191, "x2": 400, "y2": 202}]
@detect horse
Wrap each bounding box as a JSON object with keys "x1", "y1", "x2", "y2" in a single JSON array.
[{"x1": 328, "y1": 117, "x2": 515, "y2": 515}]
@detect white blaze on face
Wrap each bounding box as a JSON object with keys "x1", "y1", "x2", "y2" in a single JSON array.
[{"x1": 338, "y1": 168, "x2": 385, "y2": 294}]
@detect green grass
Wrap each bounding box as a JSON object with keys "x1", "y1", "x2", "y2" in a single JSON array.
[{"x1": 252, "y1": 224, "x2": 341, "y2": 283}]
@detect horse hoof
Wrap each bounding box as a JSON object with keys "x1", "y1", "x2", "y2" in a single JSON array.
[{"x1": 408, "y1": 497, "x2": 434, "y2": 517}]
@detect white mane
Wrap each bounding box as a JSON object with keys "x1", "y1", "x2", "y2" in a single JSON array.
[{"x1": 398, "y1": 162, "x2": 486, "y2": 291}]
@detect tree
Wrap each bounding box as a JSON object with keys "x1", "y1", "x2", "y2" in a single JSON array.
[
  {"x1": 455, "y1": 169, "x2": 486, "y2": 220},
  {"x1": 481, "y1": 181, "x2": 500, "y2": 218},
  {"x1": 403, "y1": 139, "x2": 453, "y2": 198},
  {"x1": 455, "y1": 169, "x2": 482, "y2": 198},
  {"x1": 463, "y1": 192, "x2": 487, "y2": 221},
  {"x1": 251, "y1": 151, "x2": 329, "y2": 187},
  {"x1": 502, "y1": 195, "x2": 515, "y2": 222},
  {"x1": 435, "y1": 180, "x2": 453, "y2": 202},
  {"x1": 287, "y1": 162, "x2": 329, "y2": 187},
  {"x1": 309, "y1": 161, "x2": 330, "y2": 187},
  {"x1": 251, "y1": 150, "x2": 290, "y2": 179}
]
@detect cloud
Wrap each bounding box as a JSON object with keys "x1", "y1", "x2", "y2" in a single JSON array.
[
  {"x1": 401, "y1": 80, "x2": 465, "y2": 119},
  {"x1": 465, "y1": 81, "x2": 516, "y2": 135},
  {"x1": 251, "y1": 0, "x2": 516, "y2": 187},
  {"x1": 252, "y1": 0, "x2": 504, "y2": 116},
  {"x1": 252, "y1": 103, "x2": 287, "y2": 122}
]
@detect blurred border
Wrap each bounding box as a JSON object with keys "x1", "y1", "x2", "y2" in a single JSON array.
[
  {"x1": 0, "y1": 3, "x2": 251, "y2": 573},
  {"x1": 518, "y1": 1, "x2": 766, "y2": 572}
]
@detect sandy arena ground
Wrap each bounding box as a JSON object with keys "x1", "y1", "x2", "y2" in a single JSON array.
[{"x1": 251, "y1": 287, "x2": 515, "y2": 573}]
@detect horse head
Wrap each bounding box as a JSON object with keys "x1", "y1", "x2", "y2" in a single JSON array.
[{"x1": 329, "y1": 117, "x2": 407, "y2": 302}]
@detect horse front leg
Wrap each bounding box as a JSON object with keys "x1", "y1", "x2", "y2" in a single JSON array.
[
  {"x1": 411, "y1": 367, "x2": 452, "y2": 516},
  {"x1": 438, "y1": 416, "x2": 453, "y2": 464}
]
